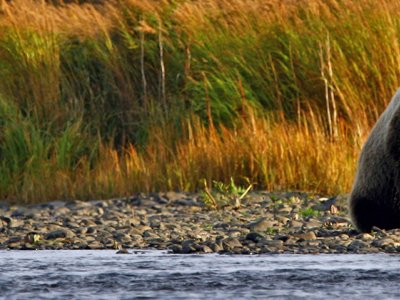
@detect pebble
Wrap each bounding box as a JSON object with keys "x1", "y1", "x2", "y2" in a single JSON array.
[
  {"x1": 45, "y1": 229, "x2": 75, "y2": 240},
  {"x1": 246, "y1": 232, "x2": 264, "y2": 242},
  {"x1": 247, "y1": 217, "x2": 277, "y2": 232},
  {"x1": 295, "y1": 232, "x2": 317, "y2": 240},
  {"x1": 222, "y1": 237, "x2": 242, "y2": 250},
  {"x1": 347, "y1": 240, "x2": 369, "y2": 251}
]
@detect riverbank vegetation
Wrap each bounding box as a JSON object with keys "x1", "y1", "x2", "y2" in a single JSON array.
[{"x1": 0, "y1": 0, "x2": 398, "y2": 202}]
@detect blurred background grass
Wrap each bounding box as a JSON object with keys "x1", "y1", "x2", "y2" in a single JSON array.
[{"x1": 0, "y1": 0, "x2": 397, "y2": 202}]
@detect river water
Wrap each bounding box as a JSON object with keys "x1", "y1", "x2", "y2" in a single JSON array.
[{"x1": 0, "y1": 250, "x2": 399, "y2": 299}]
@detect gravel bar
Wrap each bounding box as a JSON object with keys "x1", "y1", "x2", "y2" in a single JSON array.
[{"x1": 0, "y1": 192, "x2": 398, "y2": 254}]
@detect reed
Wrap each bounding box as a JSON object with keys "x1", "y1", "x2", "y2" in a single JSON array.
[{"x1": 0, "y1": 0, "x2": 398, "y2": 202}]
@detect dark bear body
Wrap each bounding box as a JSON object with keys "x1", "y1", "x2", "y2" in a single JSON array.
[{"x1": 350, "y1": 89, "x2": 400, "y2": 232}]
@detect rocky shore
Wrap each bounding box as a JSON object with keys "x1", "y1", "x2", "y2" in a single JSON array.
[{"x1": 1, "y1": 192, "x2": 399, "y2": 254}]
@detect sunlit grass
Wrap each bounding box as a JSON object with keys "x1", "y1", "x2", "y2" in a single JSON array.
[{"x1": 0, "y1": 0, "x2": 397, "y2": 202}]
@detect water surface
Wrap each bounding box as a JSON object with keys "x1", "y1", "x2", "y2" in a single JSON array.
[{"x1": 0, "y1": 250, "x2": 399, "y2": 299}]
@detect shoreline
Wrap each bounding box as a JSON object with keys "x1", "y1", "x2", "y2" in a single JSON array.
[{"x1": 0, "y1": 192, "x2": 398, "y2": 254}]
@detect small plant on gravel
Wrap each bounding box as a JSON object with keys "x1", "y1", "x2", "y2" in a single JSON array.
[
  {"x1": 201, "y1": 177, "x2": 253, "y2": 210},
  {"x1": 300, "y1": 207, "x2": 320, "y2": 218},
  {"x1": 264, "y1": 227, "x2": 279, "y2": 235},
  {"x1": 203, "y1": 224, "x2": 213, "y2": 230}
]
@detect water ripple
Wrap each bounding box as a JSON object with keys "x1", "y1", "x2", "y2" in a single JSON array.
[{"x1": 0, "y1": 251, "x2": 399, "y2": 299}]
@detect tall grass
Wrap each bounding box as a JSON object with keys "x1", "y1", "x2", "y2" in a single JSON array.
[{"x1": 0, "y1": 0, "x2": 398, "y2": 202}]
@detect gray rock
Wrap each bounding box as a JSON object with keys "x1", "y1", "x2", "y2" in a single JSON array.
[
  {"x1": 150, "y1": 220, "x2": 166, "y2": 230},
  {"x1": 164, "y1": 191, "x2": 187, "y2": 202},
  {"x1": 347, "y1": 240, "x2": 369, "y2": 251},
  {"x1": 245, "y1": 232, "x2": 264, "y2": 242},
  {"x1": 8, "y1": 219, "x2": 23, "y2": 229},
  {"x1": 356, "y1": 233, "x2": 374, "y2": 241},
  {"x1": 76, "y1": 227, "x2": 88, "y2": 235},
  {"x1": 176, "y1": 199, "x2": 203, "y2": 206},
  {"x1": 130, "y1": 234, "x2": 144, "y2": 242},
  {"x1": 288, "y1": 220, "x2": 303, "y2": 227},
  {"x1": 276, "y1": 216, "x2": 290, "y2": 224},
  {"x1": 247, "y1": 217, "x2": 276, "y2": 232},
  {"x1": 86, "y1": 227, "x2": 97, "y2": 234},
  {"x1": 222, "y1": 237, "x2": 242, "y2": 250},
  {"x1": 21, "y1": 243, "x2": 37, "y2": 250},
  {"x1": 87, "y1": 241, "x2": 103, "y2": 249},
  {"x1": 372, "y1": 238, "x2": 399, "y2": 248},
  {"x1": 11, "y1": 208, "x2": 25, "y2": 218},
  {"x1": 54, "y1": 207, "x2": 71, "y2": 217},
  {"x1": 202, "y1": 245, "x2": 214, "y2": 253},
  {"x1": 258, "y1": 239, "x2": 284, "y2": 249},
  {"x1": 129, "y1": 217, "x2": 141, "y2": 227},
  {"x1": 181, "y1": 239, "x2": 197, "y2": 253},
  {"x1": 80, "y1": 219, "x2": 97, "y2": 227},
  {"x1": 278, "y1": 206, "x2": 292, "y2": 214},
  {"x1": 208, "y1": 242, "x2": 223, "y2": 253},
  {"x1": 45, "y1": 229, "x2": 75, "y2": 240},
  {"x1": 295, "y1": 232, "x2": 317, "y2": 240},
  {"x1": 0, "y1": 216, "x2": 12, "y2": 227},
  {"x1": 170, "y1": 244, "x2": 183, "y2": 253},
  {"x1": 142, "y1": 231, "x2": 159, "y2": 239},
  {"x1": 225, "y1": 229, "x2": 243, "y2": 238},
  {"x1": 7, "y1": 236, "x2": 24, "y2": 243},
  {"x1": 47, "y1": 201, "x2": 67, "y2": 209}
]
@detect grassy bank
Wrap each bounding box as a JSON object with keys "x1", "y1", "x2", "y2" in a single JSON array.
[{"x1": 0, "y1": 0, "x2": 398, "y2": 202}]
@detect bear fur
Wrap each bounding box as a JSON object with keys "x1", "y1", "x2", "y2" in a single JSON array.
[{"x1": 349, "y1": 88, "x2": 400, "y2": 232}]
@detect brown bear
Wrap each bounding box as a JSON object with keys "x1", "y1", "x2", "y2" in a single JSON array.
[{"x1": 349, "y1": 89, "x2": 400, "y2": 232}]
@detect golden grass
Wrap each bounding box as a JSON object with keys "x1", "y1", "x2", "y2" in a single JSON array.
[
  {"x1": 47, "y1": 109, "x2": 363, "y2": 202},
  {"x1": 4, "y1": 109, "x2": 364, "y2": 203},
  {"x1": 0, "y1": 0, "x2": 396, "y2": 202},
  {"x1": 0, "y1": 0, "x2": 119, "y2": 37}
]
